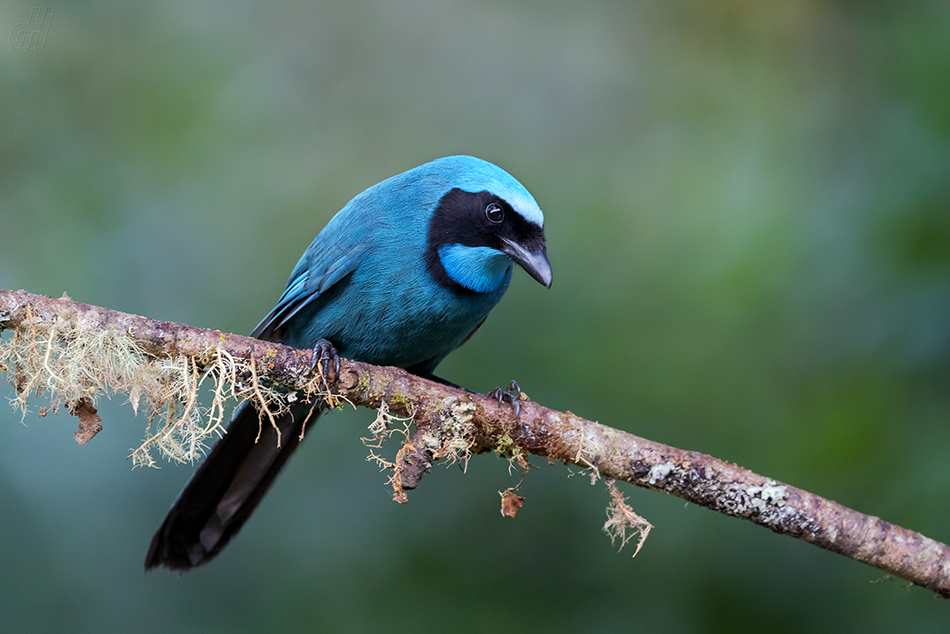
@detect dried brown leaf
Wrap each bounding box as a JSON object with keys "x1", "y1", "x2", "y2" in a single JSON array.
[
  {"x1": 68, "y1": 397, "x2": 102, "y2": 446},
  {"x1": 500, "y1": 488, "x2": 525, "y2": 518}
]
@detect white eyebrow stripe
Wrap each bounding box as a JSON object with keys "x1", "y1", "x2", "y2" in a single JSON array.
[{"x1": 436, "y1": 156, "x2": 544, "y2": 228}]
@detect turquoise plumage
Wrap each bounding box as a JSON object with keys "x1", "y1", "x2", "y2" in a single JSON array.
[{"x1": 146, "y1": 156, "x2": 551, "y2": 571}]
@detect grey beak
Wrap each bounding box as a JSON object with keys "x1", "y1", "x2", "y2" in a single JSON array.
[{"x1": 500, "y1": 237, "x2": 553, "y2": 289}]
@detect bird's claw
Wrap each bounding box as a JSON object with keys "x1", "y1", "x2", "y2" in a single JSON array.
[
  {"x1": 309, "y1": 339, "x2": 340, "y2": 384},
  {"x1": 487, "y1": 380, "x2": 522, "y2": 418}
]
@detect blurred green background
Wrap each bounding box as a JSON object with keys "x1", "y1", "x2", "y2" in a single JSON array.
[{"x1": 2, "y1": 0, "x2": 949, "y2": 631}]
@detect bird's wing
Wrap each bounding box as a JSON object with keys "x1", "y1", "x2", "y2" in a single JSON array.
[{"x1": 250, "y1": 236, "x2": 368, "y2": 342}]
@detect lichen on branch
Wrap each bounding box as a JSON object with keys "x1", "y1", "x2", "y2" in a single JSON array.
[
  {"x1": 0, "y1": 293, "x2": 331, "y2": 467},
  {"x1": 2, "y1": 288, "x2": 949, "y2": 599}
]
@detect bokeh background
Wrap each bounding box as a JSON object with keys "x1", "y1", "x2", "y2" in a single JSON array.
[{"x1": 2, "y1": 1, "x2": 949, "y2": 631}]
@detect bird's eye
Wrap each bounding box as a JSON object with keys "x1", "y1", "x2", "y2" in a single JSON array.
[{"x1": 485, "y1": 202, "x2": 504, "y2": 223}]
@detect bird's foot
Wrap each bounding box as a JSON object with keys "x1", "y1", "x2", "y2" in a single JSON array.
[
  {"x1": 487, "y1": 380, "x2": 523, "y2": 418},
  {"x1": 309, "y1": 339, "x2": 341, "y2": 384},
  {"x1": 308, "y1": 339, "x2": 340, "y2": 408}
]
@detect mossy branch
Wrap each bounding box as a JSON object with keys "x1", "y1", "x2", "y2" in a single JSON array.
[{"x1": 2, "y1": 289, "x2": 948, "y2": 598}]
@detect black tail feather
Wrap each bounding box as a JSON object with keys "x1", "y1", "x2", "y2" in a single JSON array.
[{"x1": 145, "y1": 399, "x2": 320, "y2": 571}]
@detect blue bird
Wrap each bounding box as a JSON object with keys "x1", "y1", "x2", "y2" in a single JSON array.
[{"x1": 145, "y1": 156, "x2": 552, "y2": 571}]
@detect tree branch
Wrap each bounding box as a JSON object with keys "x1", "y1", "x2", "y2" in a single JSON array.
[{"x1": 2, "y1": 288, "x2": 948, "y2": 597}]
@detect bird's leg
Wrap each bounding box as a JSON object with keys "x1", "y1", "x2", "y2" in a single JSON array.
[
  {"x1": 308, "y1": 339, "x2": 340, "y2": 408},
  {"x1": 417, "y1": 370, "x2": 522, "y2": 417},
  {"x1": 309, "y1": 339, "x2": 341, "y2": 399},
  {"x1": 487, "y1": 379, "x2": 522, "y2": 418}
]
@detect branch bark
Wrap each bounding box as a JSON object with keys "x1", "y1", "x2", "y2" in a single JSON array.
[{"x1": 2, "y1": 288, "x2": 948, "y2": 597}]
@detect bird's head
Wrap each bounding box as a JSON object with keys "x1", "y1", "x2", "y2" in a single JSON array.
[{"x1": 423, "y1": 156, "x2": 552, "y2": 294}]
